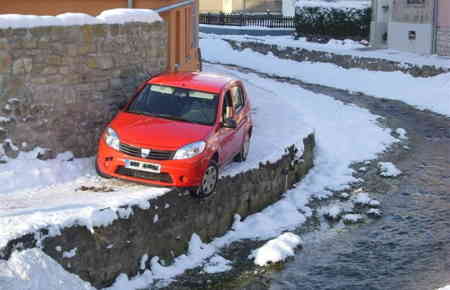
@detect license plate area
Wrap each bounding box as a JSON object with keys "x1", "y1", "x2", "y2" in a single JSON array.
[{"x1": 125, "y1": 159, "x2": 161, "y2": 173}]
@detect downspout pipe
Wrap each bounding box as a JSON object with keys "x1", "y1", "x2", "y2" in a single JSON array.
[
  {"x1": 128, "y1": 0, "x2": 133, "y2": 8},
  {"x1": 432, "y1": 0, "x2": 438, "y2": 54},
  {"x1": 432, "y1": 0, "x2": 439, "y2": 54}
]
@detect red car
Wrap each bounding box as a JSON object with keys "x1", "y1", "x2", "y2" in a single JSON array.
[{"x1": 96, "y1": 72, "x2": 252, "y2": 197}]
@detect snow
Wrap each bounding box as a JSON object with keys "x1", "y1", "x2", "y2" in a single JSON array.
[
  {"x1": 0, "y1": 9, "x2": 162, "y2": 29},
  {"x1": 378, "y1": 162, "x2": 402, "y2": 177},
  {"x1": 296, "y1": 0, "x2": 370, "y2": 9},
  {"x1": 0, "y1": 116, "x2": 11, "y2": 123},
  {"x1": 0, "y1": 249, "x2": 95, "y2": 290},
  {"x1": 342, "y1": 213, "x2": 364, "y2": 223},
  {"x1": 322, "y1": 204, "x2": 344, "y2": 220},
  {"x1": 250, "y1": 232, "x2": 303, "y2": 266},
  {"x1": 396, "y1": 128, "x2": 408, "y2": 139},
  {"x1": 367, "y1": 208, "x2": 382, "y2": 217},
  {"x1": 97, "y1": 9, "x2": 162, "y2": 25},
  {"x1": 201, "y1": 32, "x2": 366, "y2": 51},
  {"x1": 140, "y1": 254, "x2": 149, "y2": 271},
  {"x1": 352, "y1": 192, "x2": 371, "y2": 205},
  {"x1": 352, "y1": 192, "x2": 380, "y2": 207},
  {"x1": 62, "y1": 248, "x2": 77, "y2": 259},
  {"x1": 202, "y1": 255, "x2": 232, "y2": 273},
  {"x1": 0, "y1": 148, "x2": 93, "y2": 196},
  {"x1": 201, "y1": 37, "x2": 450, "y2": 117},
  {"x1": 369, "y1": 199, "x2": 380, "y2": 207},
  {"x1": 0, "y1": 175, "x2": 169, "y2": 249},
  {"x1": 200, "y1": 33, "x2": 450, "y2": 70}
]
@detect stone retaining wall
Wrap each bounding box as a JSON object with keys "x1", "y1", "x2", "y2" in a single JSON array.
[
  {"x1": 0, "y1": 21, "x2": 167, "y2": 159},
  {"x1": 0, "y1": 132, "x2": 315, "y2": 288},
  {"x1": 224, "y1": 39, "x2": 448, "y2": 77}
]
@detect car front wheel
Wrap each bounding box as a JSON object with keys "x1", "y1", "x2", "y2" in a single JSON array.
[{"x1": 193, "y1": 160, "x2": 218, "y2": 198}]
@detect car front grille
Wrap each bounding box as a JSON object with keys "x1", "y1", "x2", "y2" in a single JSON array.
[
  {"x1": 116, "y1": 166, "x2": 173, "y2": 184},
  {"x1": 119, "y1": 143, "x2": 174, "y2": 160}
]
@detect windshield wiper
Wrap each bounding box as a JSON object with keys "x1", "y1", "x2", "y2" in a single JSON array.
[
  {"x1": 151, "y1": 113, "x2": 191, "y2": 123},
  {"x1": 127, "y1": 111, "x2": 199, "y2": 124},
  {"x1": 126, "y1": 109, "x2": 154, "y2": 116}
]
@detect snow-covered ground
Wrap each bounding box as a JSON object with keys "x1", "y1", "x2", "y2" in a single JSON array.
[
  {"x1": 200, "y1": 32, "x2": 450, "y2": 70},
  {"x1": 250, "y1": 232, "x2": 303, "y2": 266},
  {"x1": 0, "y1": 65, "x2": 313, "y2": 252},
  {"x1": 201, "y1": 37, "x2": 450, "y2": 118}
]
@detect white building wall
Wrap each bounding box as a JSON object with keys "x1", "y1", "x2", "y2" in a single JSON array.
[
  {"x1": 282, "y1": 0, "x2": 295, "y2": 16},
  {"x1": 370, "y1": 0, "x2": 392, "y2": 48},
  {"x1": 388, "y1": 22, "x2": 433, "y2": 54},
  {"x1": 223, "y1": 0, "x2": 233, "y2": 13}
]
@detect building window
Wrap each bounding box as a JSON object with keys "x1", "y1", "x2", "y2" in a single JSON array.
[{"x1": 407, "y1": 0, "x2": 425, "y2": 4}]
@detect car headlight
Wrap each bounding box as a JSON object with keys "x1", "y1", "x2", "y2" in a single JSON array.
[
  {"x1": 104, "y1": 127, "x2": 120, "y2": 151},
  {"x1": 173, "y1": 141, "x2": 206, "y2": 160}
]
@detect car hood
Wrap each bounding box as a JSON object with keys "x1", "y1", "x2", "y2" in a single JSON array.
[{"x1": 110, "y1": 112, "x2": 213, "y2": 149}]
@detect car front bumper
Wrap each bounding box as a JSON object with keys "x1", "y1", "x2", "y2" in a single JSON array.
[{"x1": 96, "y1": 139, "x2": 209, "y2": 188}]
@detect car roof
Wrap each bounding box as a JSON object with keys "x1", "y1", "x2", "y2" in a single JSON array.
[{"x1": 148, "y1": 72, "x2": 235, "y2": 94}]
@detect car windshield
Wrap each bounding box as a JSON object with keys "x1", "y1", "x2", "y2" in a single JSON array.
[{"x1": 127, "y1": 84, "x2": 219, "y2": 125}]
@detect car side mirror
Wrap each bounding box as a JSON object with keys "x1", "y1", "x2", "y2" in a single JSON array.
[{"x1": 222, "y1": 118, "x2": 237, "y2": 129}]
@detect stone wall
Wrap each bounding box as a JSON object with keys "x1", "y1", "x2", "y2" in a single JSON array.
[
  {"x1": 224, "y1": 39, "x2": 448, "y2": 77},
  {"x1": 437, "y1": 26, "x2": 450, "y2": 56},
  {"x1": 0, "y1": 21, "x2": 167, "y2": 159},
  {"x1": 0, "y1": 132, "x2": 315, "y2": 288}
]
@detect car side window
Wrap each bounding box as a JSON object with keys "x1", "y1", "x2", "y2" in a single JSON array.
[
  {"x1": 222, "y1": 91, "x2": 233, "y2": 120},
  {"x1": 230, "y1": 86, "x2": 245, "y2": 112}
]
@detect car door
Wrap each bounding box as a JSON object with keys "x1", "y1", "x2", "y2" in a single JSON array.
[
  {"x1": 229, "y1": 84, "x2": 248, "y2": 155},
  {"x1": 216, "y1": 90, "x2": 237, "y2": 165}
]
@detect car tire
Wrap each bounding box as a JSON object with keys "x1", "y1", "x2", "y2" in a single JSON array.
[
  {"x1": 95, "y1": 158, "x2": 112, "y2": 179},
  {"x1": 235, "y1": 133, "x2": 250, "y2": 162},
  {"x1": 192, "y1": 160, "x2": 219, "y2": 198}
]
